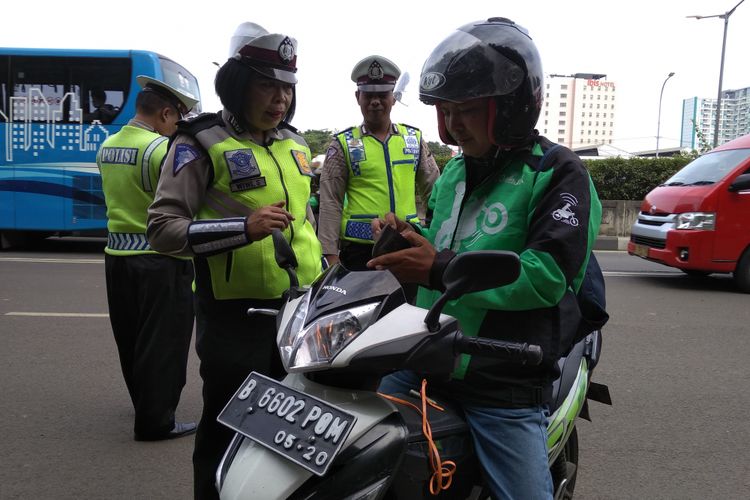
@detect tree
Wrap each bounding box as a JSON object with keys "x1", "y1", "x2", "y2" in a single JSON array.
[
  {"x1": 426, "y1": 140, "x2": 455, "y2": 170},
  {"x1": 301, "y1": 129, "x2": 335, "y2": 157}
]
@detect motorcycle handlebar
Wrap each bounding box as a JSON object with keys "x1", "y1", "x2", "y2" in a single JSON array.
[{"x1": 454, "y1": 335, "x2": 543, "y2": 366}]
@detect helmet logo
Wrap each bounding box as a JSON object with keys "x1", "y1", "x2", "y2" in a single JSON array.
[
  {"x1": 278, "y1": 37, "x2": 295, "y2": 64},
  {"x1": 367, "y1": 61, "x2": 384, "y2": 80},
  {"x1": 420, "y1": 72, "x2": 446, "y2": 91}
]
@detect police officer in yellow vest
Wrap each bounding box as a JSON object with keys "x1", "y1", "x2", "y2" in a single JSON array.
[
  {"x1": 97, "y1": 76, "x2": 199, "y2": 441},
  {"x1": 146, "y1": 27, "x2": 322, "y2": 500},
  {"x1": 318, "y1": 55, "x2": 439, "y2": 271}
]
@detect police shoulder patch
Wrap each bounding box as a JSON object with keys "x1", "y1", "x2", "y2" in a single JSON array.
[
  {"x1": 173, "y1": 143, "x2": 203, "y2": 175},
  {"x1": 291, "y1": 150, "x2": 313, "y2": 176}
]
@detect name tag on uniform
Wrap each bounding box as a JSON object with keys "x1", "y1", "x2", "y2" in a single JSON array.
[{"x1": 225, "y1": 149, "x2": 266, "y2": 192}]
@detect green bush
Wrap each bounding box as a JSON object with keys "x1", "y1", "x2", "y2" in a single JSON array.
[{"x1": 584, "y1": 153, "x2": 698, "y2": 200}]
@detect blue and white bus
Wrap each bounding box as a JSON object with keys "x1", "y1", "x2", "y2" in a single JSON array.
[{"x1": 0, "y1": 48, "x2": 202, "y2": 247}]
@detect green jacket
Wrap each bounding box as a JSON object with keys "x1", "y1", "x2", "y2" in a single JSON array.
[{"x1": 418, "y1": 136, "x2": 602, "y2": 406}]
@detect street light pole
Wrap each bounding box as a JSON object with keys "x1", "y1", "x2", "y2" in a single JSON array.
[
  {"x1": 656, "y1": 72, "x2": 675, "y2": 158},
  {"x1": 687, "y1": 0, "x2": 746, "y2": 148}
]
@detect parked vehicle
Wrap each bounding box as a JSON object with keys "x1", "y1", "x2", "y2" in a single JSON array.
[
  {"x1": 215, "y1": 230, "x2": 610, "y2": 499},
  {"x1": 628, "y1": 134, "x2": 750, "y2": 291},
  {"x1": 0, "y1": 48, "x2": 201, "y2": 248}
]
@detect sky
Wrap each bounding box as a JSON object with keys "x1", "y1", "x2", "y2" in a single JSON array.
[{"x1": 4, "y1": 0, "x2": 749, "y2": 153}]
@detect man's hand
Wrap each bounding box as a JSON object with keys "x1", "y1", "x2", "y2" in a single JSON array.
[
  {"x1": 367, "y1": 231, "x2": 436, "y2": 285},
  {"x1": 324, "y1": 254, "x2": 340, "y2": 266},
  {"x1": 247, "y1": 201, "x2": 295, "y2": 242},
  {"x1": 371, "y1": 212, "x2": 415, "y2": 242}
]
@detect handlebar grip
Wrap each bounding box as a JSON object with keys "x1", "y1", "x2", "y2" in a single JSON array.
[{"x1": 454, "y1": 335, "x2": 543, "y2": 366}]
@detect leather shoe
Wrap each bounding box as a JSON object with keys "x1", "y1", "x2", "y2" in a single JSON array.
[{"x1": 134, "y1": 422, "x2": 197, "y2": 441}]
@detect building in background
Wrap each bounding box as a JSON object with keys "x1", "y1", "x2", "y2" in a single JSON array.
[
  {"x1": 539, "y1": 73, "x2": 617, "y2": 150},
  {"x1": 681, "y1": 86, "x2": 750, "y2": 149}
]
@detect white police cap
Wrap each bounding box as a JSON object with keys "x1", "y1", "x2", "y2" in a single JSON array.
[{"x1": 351, "y1": 55, "x2": 401, "y2": 92}]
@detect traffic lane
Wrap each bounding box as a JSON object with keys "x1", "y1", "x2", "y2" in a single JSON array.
[
  {"x1": 0, "y1": 258, "x2": 106, "y2": 315},
  {"x1": 1, "y1": 313, "x2": 200, "y2": 500},
  {"x1": 574, "y1": 274, "x2": 750, "y2": 500}
]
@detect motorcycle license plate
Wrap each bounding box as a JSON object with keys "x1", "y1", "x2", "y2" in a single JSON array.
[
  {"x1": 632, "y1": 243, "x2": 649, "y2": 258},
  {"x1": 217, "y1": 372, "x2": 357, "y2": 476}
]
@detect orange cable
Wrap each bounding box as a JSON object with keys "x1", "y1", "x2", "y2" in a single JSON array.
[{"x1": 378, "y1": 379, "x2": 457, "y2": 495}]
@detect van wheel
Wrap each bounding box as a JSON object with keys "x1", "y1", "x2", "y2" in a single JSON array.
[{"x1": 733, "y1": 249, "x2": 750, "y2": 293}]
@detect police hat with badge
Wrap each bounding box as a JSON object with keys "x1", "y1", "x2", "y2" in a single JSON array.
[
  {"x1": 351, "y1": 55, "x2": 401, "y2": 92},
  {"x1": 136, "y1": 75, "x2": 199, "y2": 117},
  {"x1": 232, "y1": 31, "x2": 299, "y2": 85}
]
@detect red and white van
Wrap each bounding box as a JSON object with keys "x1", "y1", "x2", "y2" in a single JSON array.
[{"x1": 628, "y1": 133, "x2": 750, "y2": 292}]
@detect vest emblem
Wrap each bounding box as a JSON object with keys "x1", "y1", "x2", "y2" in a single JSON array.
[{"x1": 225, "y1": 149, "x2": 266, "y2": 192}]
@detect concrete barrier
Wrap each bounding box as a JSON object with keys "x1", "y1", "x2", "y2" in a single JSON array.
[{"x1": 595, "y1": 200, "x2": 642, "y2": 251}]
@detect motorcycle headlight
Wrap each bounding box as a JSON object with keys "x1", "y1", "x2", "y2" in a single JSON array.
[
  {"x1": 675, "y1": 212, "x2": 715, "y2": 230},
  {"x1": 279, "y1": 302, "x2": 380, "y2": 371}
]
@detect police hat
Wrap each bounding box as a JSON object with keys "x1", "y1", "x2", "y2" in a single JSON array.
[
  {"x1": 233, "y1": 33, "x2": 298, "y2": 85},
  {"x1": 136, "y1": 75, "x2": 199, "y2": 115},
  {"x1": 351, "y1": 55, "x2": 401, "y2": 92}
]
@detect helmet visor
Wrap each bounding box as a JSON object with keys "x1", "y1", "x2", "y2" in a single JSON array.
[{"x1": 419, "y1": 29, "x2": 525, "y2": 104}]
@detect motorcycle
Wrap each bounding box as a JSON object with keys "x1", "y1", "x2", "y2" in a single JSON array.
[{"x1": 216, "y1": 230, "x2": 611, "y2": 499}]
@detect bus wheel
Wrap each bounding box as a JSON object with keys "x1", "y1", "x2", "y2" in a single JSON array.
[{"x1": 734, "y1": 248, "x2": 750, "y2": 293}]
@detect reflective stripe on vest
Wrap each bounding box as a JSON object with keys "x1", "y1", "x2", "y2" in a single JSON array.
[{"x1": 107, "y1": 232, "x2": 151, "y2": 251}]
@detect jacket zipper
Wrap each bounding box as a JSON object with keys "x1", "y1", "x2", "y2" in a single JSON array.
[{"x1": 266, "y1": 146, "x2": 294, "y2": 243}]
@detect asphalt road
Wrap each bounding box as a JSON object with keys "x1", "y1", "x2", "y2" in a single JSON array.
[{"x1": 1, "y1": 238, "x2": 748, "y2": 499}]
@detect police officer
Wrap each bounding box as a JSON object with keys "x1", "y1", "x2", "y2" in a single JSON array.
[
  {"x1": 146, "y1": 29, "x2": 322, "y2": 500},
  {"x1": 318, "y1": 55, "x2": 439, "y2": 271},
  {"x1": 97, "y1": 76, "x2": 199, "y2": 441}
]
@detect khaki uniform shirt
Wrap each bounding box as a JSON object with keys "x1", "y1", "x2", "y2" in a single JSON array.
[{"x1": 317, "y1": 123, "x2": 440, "y2": 256}]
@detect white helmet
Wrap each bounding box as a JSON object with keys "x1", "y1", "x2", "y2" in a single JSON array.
[{"x1": 228, "y1": 22, "x2": 269, "y2": 57}]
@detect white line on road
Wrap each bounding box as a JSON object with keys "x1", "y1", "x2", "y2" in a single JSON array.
[
  {"x1": 5, "y1": 312, "x2": 109, "y2": 317},
  {"x1": 603, "y1": 271, "x2": 680, "y2": 277},
  {"x1": 0, "y1": 257, "x2": 103, "y2": 264}
]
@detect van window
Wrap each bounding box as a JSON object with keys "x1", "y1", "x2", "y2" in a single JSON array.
[{"x1": 662, "y1": 149, "x2": 750, "y2": 186}]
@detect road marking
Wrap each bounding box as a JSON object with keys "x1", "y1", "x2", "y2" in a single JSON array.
[
  {"x1": 603, "y1": 271, "x2": 681, "y2": 277},
  {"x1": 0, "y1": 257, "x2": 103, "y2": 264},
  {"x1": 5, "y1": 312, "x2": 109, "y2": 317}
]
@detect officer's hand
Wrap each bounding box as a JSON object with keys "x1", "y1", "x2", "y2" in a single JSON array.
[
  {"x1": 247, "y1": 201, "x2": 295, "y2": 242},
  {"x1": 366, "y1": 231, "x2": 435, "y2": 285},
  {"x1": 371, "y1": 212, "x2": 414, "y2": 241},
  {"x1": 324, "y1": 254, "x2": 340, "y2": 266}
]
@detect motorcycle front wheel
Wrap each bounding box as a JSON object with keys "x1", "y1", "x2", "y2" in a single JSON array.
[{"x1": 551, "y1": 426, "x2": 579, "y2": 500}]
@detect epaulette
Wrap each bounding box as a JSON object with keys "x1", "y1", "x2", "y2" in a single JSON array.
[
  {"x1": 278, "y1": 121, "x2": 299, "y2": 135},
  {"x1": 336, "y1": 126, "x2": 355, "y2": 137},
  {"x1": 398, "y1": 123, "x2": 421, "y2": 132},
  {"x1": 170, "y1": 112, "x2": 224, "y2": 150}
]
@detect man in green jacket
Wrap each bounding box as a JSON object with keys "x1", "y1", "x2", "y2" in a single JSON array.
[
  {"x1": 369, "y1": 18, "x2": 602, "y2": 499},
  {"x1": 97, "y1": 75, "x2": 199, "y2": 441}
]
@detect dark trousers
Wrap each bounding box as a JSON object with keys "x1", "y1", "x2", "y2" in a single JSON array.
[
  {"x1": 192, "y1": 297, "x2": 285, "y2": 500},
  {"x1": 104, "y1": 254, "x2": 194, "y2": 438}
]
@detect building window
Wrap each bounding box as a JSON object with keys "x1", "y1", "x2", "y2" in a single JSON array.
[
  {"x1": 560, "y1": 103, "x2": 567, "y2": 108},
  {"x1": 560, "y1": 111, "x2": 567, "y2": 116},
  {"x1": 558, "y1": 129, "x2": 565, "y2": 134},
  {"x1": 560, "y1": 93, "x2": 567, "y2": 98},
  {"x1": 561, "y1": 84, "x2": 568, "y2": 90},
  {"x1": 559, "y1": 120, "x2": 566, "y2": 125}
]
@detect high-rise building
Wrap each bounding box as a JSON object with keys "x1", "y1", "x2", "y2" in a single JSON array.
[
  {"x1": 681, "y1": 86, "x2": 750, "y2": 149},
  {"x1": 539, "y1": 73, "x2": 617, "y2": 150}
]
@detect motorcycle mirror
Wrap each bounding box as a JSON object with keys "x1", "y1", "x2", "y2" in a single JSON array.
[
  {"x1": 271, "y1": 229, "x2": 299, "y2": 289},
  {"x1": 424, "y1": 251, "x2": 521, "y2": 332}
]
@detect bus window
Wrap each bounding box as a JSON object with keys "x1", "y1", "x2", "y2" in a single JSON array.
[
  {"x1": 0, "y1": 56, "x2": 7, "y2": 119},
  {"x1": 69, "y1": 57, "x2": 130, "y2": 124}
]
